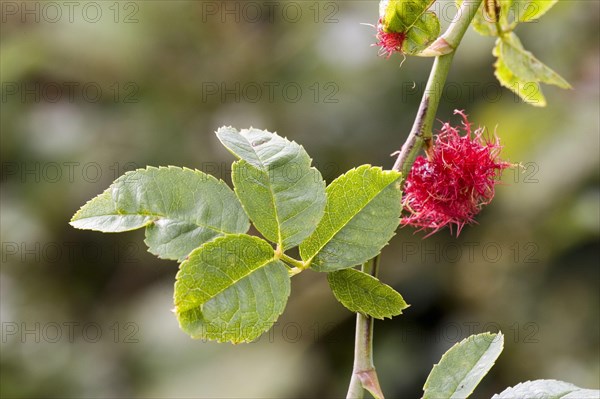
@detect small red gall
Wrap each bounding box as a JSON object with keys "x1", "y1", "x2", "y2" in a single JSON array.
[
  {"x1": 376, "y1": 19, "x2": 406, "y2": 58},
  {"x1": 401, "y1": 110, "x2": 512, "y2": 236}
]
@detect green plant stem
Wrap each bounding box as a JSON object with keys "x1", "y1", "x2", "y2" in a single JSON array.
[
  {"x1": 392, "y1": 0, "x2": 483, "y2": 176},
  {"x1": 391, "y1": 54, "x2": 454, "y2": 175},
  {"x1": 346, "y1": 256, "x2": 382, "y2": 399},
  {"x1": 280, "y1": 253, "x2": 305, "y2": 269},
  {"x1": 348, "y1": 2, "x2": 484, "y2": 398}
]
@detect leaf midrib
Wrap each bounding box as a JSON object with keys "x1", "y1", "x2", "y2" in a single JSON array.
[
  {"x1": 75, "y1": 210, "x2": 231, "y2": 236},
  {"x1": 177, "y1": 255, "x2": 279, "y2": 313},
  {"x1": 305, "y1": 176, "x2": 397, "y2": 264},
  {"x1": 445, "y1": 339, "x2": 497, "y2": 397},
  {"x1": 233, "y1": 134, "x2": 305, "y2": 248},
  {"x1": 394, "y1": 0, "x2": 436, "y2": 32},
  {"x1": 501, "y1": 34, "x2": 571, "y2": 88}
]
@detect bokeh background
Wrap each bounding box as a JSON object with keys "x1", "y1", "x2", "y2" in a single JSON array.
[{"x1": 1, "y1": 1, "x2": 598, "y2": 398}]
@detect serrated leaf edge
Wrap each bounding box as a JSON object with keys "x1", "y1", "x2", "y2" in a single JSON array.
[
  {"x1": 216, "y1": 127, "x2": 326, "y2": 249},
  {"x1": 384, "y1": 0, "x2": 437, "y2": 33},
  {"x1": 328, "y1": 268, "x2": 409, "y2": 320},
  {"x1": 500, "y1": 34, "x2": 571, "y2": 89},
  {"x1": 174, "y1": 234, "x2": 278, "y2": 314},
  {"x1": 70, "y1": 165, "x2": 241, "y2": 235},
  {"x1": 301, "y1": 165, "x2": 401, "y2": 267},
  {"x1": 423, "y1": 332, "x2": 505, "y2": 398}
]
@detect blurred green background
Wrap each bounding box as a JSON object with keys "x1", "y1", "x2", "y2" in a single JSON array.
[{"x1": 1, "y1": 1, "x2": 598, "y2": 398}]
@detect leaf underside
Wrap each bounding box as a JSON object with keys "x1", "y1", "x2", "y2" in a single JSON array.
[
  {"x1": 423, "y1": 332, "x2": 504, "y2": 399},
  {"x1": 462, "y1": 0, "x2": 569, "y2": 107},
  {"x1": 494, "y1": 33, "x2": 570, "y2": 107},
  {"x1": 492, "y1": 379, "x2": 600, "y2": 399},
  {"x1": 70, "y1": 166, "x2": 249, "y2": 261},
  {"x1": 327, "y1": 268, "x2": 408, "y2": 319}
]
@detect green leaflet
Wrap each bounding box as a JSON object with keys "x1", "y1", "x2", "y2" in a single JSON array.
[
  {"x1": 501, "y1": 0, "x2": 558, "y2": 23},
  {"x1": 423, "y1": 333, "x2": 504, "y2": 399},
  {"x1": 462, "y1": 0, "x2": 568, "y2": 107},
  {"x1": 380, "y1": 0, "x2": 440, "y2": 54},
  {"x1": 494, "y1": 49, "x2": 546, "y2": 106},
  {"x1": 497, "y1": 0, "x2": 513, "y2": 28},
  {"x1": 467, "y1": 0, "x2": 559, "y2": 35},
  {"x1": 492, "y1": 380, "x2": 600, "y2": 399},
  {"x1": 381, "y1": 0, "x2": 434, "y2": 32},
  {"x1": 174, "y1": 234, "x2": 290, "y2": 343},
  {"x1": 516, "y1": 0, "x2": 558, "y2": 22},
  {"x1": 327, "y1": 268, "x2": 408, "y2": 319},
  {"x1": 464, "y1": 0, "x2": 499, "y2": 36},
  {"x1": 70, "y1": 166, "x2": 249, "y2": 261},
  {"x1": 217, "y1": 127, "x2": 326, "y2": 250},
  {"x1": 402, "y1": 11, "x2": 441, "y2": 55},
  {"x1": 299, "y1": 165, "x2": 402, "y2": 272},
  {"x1": 493, "y1": 33, "x2": 570, "y2": 107},
  {"x1": 498, "y1": 33, "x2": 570, "y2": 88}
]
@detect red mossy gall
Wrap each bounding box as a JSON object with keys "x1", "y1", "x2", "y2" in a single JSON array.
[
  {"x1": 401, "y1": 110, "x2": 511, "y2": 236},
  {"x1": 376, "y1": 19, "x2": 406, "y2": 58}
]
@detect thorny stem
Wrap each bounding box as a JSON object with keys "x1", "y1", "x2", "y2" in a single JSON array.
[
  {"x1": 348, "y1": 1, "x2": 483, "y2": 398},
  {"x1": 391, "y1": 55, "x2": 454, "y2": 175},
  {"x1": 392, "y1": 0, "x2": 484, "y2": 176}
]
